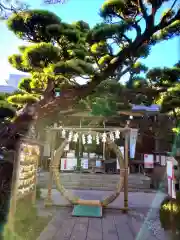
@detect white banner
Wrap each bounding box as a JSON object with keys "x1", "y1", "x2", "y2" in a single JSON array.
[
  {"x1": 166, "y1": 160, "x2": 173, "y2": 179},
  {"x1": 117, "y1": 146, "x2": 124, "y2": 170},
  {"x1": 168, "y1": 178, "x2": 176, "y2": 199},
  {"x1": 167, "y1": 157, "x2": 176, "y2": 199},
  {"x1": 144, "y1": 154, "x2": 154, "y2": 168},
  {"x1": 129, "y1": 129, "x2": 138, "y2": 159}
]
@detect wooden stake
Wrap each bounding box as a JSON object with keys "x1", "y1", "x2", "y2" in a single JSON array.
[
  {"x1": 45, "y1": 131, "x2": 56, "y2": 206},
  {"x1": 124, "y1": 130, "x2": 129, "y2": 211}
]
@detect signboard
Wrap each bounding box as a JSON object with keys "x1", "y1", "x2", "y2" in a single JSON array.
[
  {"x1": 81, "y1": 158, "x2": 88, "y2": 169},
  {"x1": 61, "y1": 158, "x2": 77, "y2": 170},
  {"x1": 166, "y1": 158, "x2": 176, "y2": 199},
  {"x1": 129, "y1": 129, "x2": 138, "y2": 159},
  {"x1": 117, "y1": 146, "x2": 124, "y2": 170},
  {"x1": 8, "y1": 139, "x2": 41, "y2": 231},
  {"x1": 144, "y1": 154, "x2": 154, "y2": 168},
  {"x1": 17, "y1": 142, "x2": 40, "y2": 200}
]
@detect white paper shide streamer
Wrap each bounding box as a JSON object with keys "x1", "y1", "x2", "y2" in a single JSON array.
[
  {"x1": 96, "y1": 134, "x2": 100, "y2": 144},
  {"x1": 68, "y1": 131, "x2": 73, "y2": 142},
  {"x1": 73, "y1": 133, "x2": 79, "y2": 142},
  {"x1": 87, "y1": 134, "x2": 92, "y2": 144},
  {"x1": 82, "y1": 134, "x2": 86, "y2": 145},
  {"x1": 109, "y1": 132, "x2": 115, "y2": 141},
  {"x1": 115, "y1": 130, "x2": 120, "y2": 139},
  {"x1": 61, "y1": 129, "x2": 66, "y2": 138}
]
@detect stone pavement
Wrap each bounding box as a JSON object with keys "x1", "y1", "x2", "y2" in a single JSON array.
[
  {"x1": 37, "y1": 190, "x2": 169, "y2": 240},
  {"x1": 37, "y1": 207, "x2": 168, "y2": 240}
]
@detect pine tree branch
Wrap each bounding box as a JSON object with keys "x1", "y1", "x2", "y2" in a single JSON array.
[
  {"x1": 160, "y1": 0, "x2": 179, "y2": 25},
  {"x1": 155, "y1": 9, "x2": 180, "y2": 32},
  {"x1": 138, "y1": 0, "x2": 148, "y2": 20}
]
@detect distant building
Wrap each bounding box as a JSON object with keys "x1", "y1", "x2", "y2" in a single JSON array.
[
  {"x1": 6, "y1": 73, "x2": 29, "y2": 88},
  {"x1": 0, "y1": 85, "x2": 17, "y2": 93},
  {"x1": 0, "y1": 73, "x2": 29, "y2": 93}
]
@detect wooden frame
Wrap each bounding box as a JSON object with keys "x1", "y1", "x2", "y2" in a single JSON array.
[{"x1": 45, "y1": 128, "x2": 130, "y2": 211}]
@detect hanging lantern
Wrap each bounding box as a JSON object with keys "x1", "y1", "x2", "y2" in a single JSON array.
[
  {"x1": 102, "y1": 132, "x2": 106, "y2": 143},
  {"x1": 61, "y1": 129, "x2": 66, "y2": 138},
  {"x1": 87, "y1": 133, "x2": 92, "y2": 144},
  {"x1": 96, "y1": 134, "x2": 100, "y2": 145},
  {"x1": 115, "y1": 129, "x2": 120, "y2": 139},
  {"x1": 109, "y1": 132, "x2": 115, "y2": 141},
  {"x1": 73, "y1": 133, "x2": 79, "y2": 142},
  {"x1": 68, "y1": 131, "x2": 73, "y2": 142},
  {"x1": 82, "y1": 134, "x2": 86, "y2": 145}
]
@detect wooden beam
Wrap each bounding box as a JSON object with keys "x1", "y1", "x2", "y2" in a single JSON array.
[{"x1": 50, "y1": 127, "x2": 132, "y2": 132}]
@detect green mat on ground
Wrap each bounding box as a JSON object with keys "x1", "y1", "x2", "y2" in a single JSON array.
[{"x1": 72, "y1": 205, "x2": 102, "y2": 217}]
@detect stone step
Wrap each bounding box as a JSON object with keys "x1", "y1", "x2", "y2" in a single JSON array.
[
  {"x1": 38, "y1": 182, "x2": 150, "y2": 190},
  {"x1": 37, "y1": 172, "x2": 152, "y2": 191}
]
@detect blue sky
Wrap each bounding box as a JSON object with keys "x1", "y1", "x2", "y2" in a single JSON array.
[{"x1": 0, "y1": 0, "x2": 179, "y2": 84}]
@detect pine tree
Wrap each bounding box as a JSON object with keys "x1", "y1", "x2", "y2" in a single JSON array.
[{"x1": 0, "y1": 0, "x2": 179, "y2": 147}]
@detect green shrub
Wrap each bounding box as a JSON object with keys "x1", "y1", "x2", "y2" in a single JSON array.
[{"x1": 160, "y1": 192, "x2": 180, "y2": 238}]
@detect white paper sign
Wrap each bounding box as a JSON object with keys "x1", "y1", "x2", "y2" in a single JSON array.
[
  {"x1": 61, "y1": 158, "x2": 77, "y2": 170},
  {"x1": 81, "y1": 158, "x2": 89, "y2": 169},
  {"x1": 96, "y1": 160, "x2": 101, "y2": 167},
  {"x1": 129, "y1": 129, "x2": 138, "y2": 158},
  {"x1": 89, "y1": 153, "x2": 96, "y2": 158},
  {"x1": 144, "y1": 154, "x2": 154, "y2": 168},
  {"x1": 117, "y1": 146, "x2": 124, "y2": 170}
]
